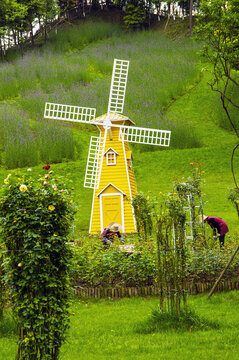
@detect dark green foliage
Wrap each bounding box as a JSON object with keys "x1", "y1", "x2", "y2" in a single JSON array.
[
  {"x1": 228, "y1": 188, "x2": 239, "y2": 218},
  {"x1": 0, "y1": 311, "x2": 18, "y2": 337},
  {"x1": 123, "y1": 4, "x2": 146, "y2": 29},
  {"x1": 0, "y1": 255, "x2": 5, "y2": 319},
  {"x1": 0, "y1": 173, "x2": 74, "y2": 360},
  {"x1": 132, "y1": 194, "x2": 153, "y2": 241},
  {"x1": 72, "y1": 239, "x2": 156, "y2": 287}
]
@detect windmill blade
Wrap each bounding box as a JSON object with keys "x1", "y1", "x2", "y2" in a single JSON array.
[
  {"x1": 84, "y1": 136, "x2": 105, "y2": 189},
  {"x1": 84, "y1": 126, "x2": 109, "y2": 189},
  {"x1": 118, "y1": 125, "x2": 171, "y2": 147},
  {"x1": 44, "y1": 102, "x2": 96, "y2": 123},
  {"x1": 107, "y1": 59, "x2": 129, "y2": 115}
]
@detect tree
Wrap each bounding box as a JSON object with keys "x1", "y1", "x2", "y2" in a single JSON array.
[
  {"x1": 38, "y1": 0, "x2": 60, "y2": 42},
  {"x1": 195, "y1": 0, "x2": 239, "y2": 189},
  {"x1": 195, "y1": 0, "x2": 239, "y2": 136},
  {"x1": 0, "y1": 0, "x2": 28, "y2": 56}
]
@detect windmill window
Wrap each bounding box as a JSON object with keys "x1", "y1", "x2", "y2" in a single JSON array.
[{"x1": 106, "y1": 152, "x2": 116, "y2": 165}]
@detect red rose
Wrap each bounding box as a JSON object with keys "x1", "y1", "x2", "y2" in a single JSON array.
[{"x1": 43, "y1": 165, "x2": 50, "y2": 170}]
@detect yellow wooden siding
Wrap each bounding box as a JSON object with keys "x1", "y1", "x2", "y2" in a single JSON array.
[{"x1": 90, "y1": 125, "x2": 137, "y2": 234}]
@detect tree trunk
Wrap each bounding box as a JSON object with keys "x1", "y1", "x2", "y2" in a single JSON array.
[
  {"x1": 0, "y1": 38, "x2": 4, "y2": 61},
  {"x1": 30, "y1": 21, "x2": 34, "y2": 46},
  {"x1": 44, "y1": 17, "x2": 47, "y2": 43},
  {"x1": 189, "y1": 0, "x2": 193, "y2": 36}
]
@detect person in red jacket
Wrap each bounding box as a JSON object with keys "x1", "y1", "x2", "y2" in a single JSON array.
[{"x1": 199, "y1": 215, "x2": 229, "y2": 248}]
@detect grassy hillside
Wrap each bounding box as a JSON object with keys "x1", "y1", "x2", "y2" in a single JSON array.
[{"x1": 0, "y1": 21, "x2": 238, "y2": 234}]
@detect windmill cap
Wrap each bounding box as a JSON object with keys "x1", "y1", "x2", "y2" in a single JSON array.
[
  {"x1": 108, "y1": 222, "x2": 122, "y2": 233},
  {"x1": 198, "y1": 215, "x2": 208, "y2": 222}
]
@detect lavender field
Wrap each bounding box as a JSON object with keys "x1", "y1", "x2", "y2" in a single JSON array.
[{"x1": 1, "y1": 22, "x2": 202, "y2": 168}]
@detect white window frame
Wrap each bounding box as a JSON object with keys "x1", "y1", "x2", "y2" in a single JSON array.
[{"x1": 106, "y1": 151, "x2": 116, "y2": 166}]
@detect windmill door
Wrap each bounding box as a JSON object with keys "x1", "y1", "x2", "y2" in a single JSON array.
[{"x1": 98, "y1": 184, "x2": 125, "y2": 232}]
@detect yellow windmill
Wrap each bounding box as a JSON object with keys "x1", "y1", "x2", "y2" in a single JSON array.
[{"x1": 44, "y1": 59, "x2": 171, "y2": 234}]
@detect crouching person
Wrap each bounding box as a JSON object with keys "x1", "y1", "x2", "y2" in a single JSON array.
[{"x1": 101, "y1": 222, "x2": 124, "y2": 246}]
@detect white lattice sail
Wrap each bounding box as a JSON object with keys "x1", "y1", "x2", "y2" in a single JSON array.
[
  {"x1": 44, "y1": 102, "x2": 96, "y2": 123},
  {"x1": 107, "y1": 59, "x2": 129, "y2": 114},
  {"x1": 119, "y1": 125, "x2": 171, "y2": 146},
  {"x1": 84, "y1": 136, "x2": 105, "y2": 189}
]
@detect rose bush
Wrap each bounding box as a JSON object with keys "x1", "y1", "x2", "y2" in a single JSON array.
[{"x1": 0, "y1": 171, "x2": 74, "y2": 360}]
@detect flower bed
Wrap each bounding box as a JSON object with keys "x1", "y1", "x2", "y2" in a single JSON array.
[{"x1": 70, "y1": 236, "x2": 239, "y2": 289}]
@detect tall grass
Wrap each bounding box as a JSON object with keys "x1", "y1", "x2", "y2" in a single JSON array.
[
  {"x1": 0, "y1": 105, "x2": 76, "y2": 168},
  {"x1": 37, "y1": 120, "x2": 76, "y2": 164},
  {"x1": 44, "y1": 21, "x2": 123, "y2": 54},
  {"x1": 0, "y1": 21, "x2": 215, "y2": 169},
  {"x1": 0, "y1": 64, "x2": 18, "y2": 100},
  {"x1": 19, "y1": 30, "x2": 203, "y2": 150}
]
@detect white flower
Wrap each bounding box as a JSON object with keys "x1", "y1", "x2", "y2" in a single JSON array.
[
  {"x1": 27, "y1": 168, "x2": 32, "y2": 172},
  {"x1": 20, "y1": 184, "x2": 28, "y2": 192}
]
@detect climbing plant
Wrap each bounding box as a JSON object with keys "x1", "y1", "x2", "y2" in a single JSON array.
[
  {"x1": 132, "y1": 193, "x2": 153, "y2": 241},
  {"x1": 0, "y1": 251, "x2": 5, "y2": 319},
  {"x1": 0, "y1": 172, "x2": 74, "y2": 360},
  {"x1": 228, "y1": 188, "x2": 239, "y2": 218},
  {"x1": 152, "y1": 192, "x2": 187, "y2": 315},
  {"x1": 174, "y1": 161, "x2": 205, "y2": 246}
]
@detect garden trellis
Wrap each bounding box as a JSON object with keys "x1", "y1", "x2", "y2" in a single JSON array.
[
  {"x1": 44, "y1": 59, "x2": 171, "y2": 234},
  {"x1": 173, "y1": 169, "x2": 205, "y2": 247},
  {"x1": 183, "y1": 191, "x2": 205, "y2": 243}
]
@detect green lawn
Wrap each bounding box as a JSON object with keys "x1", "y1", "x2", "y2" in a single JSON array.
[{"x1": 1, "y1": 291, "x2": 239, "y2": 359}]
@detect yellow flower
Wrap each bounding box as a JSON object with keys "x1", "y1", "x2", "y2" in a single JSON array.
[
  {"x1": 48, "y1": 205, "x2": 55, "y2": 211},
  {"x1": 20, "y1": 184, "x2": 27, "y2": 192},
  {"x1": 4, "y1": 178, "x2": 9, "y2": 185}
]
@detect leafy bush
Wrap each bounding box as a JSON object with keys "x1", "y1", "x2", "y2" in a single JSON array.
[
  {"x1": 71, "y1": 238, "x2": 156, "y2": 287},
  {"x1": 70, "y1": 235, "x2": 239, "y2": 287},
  {"x1": 0, "y1": 172, "x2": 74, "y2": 359}
]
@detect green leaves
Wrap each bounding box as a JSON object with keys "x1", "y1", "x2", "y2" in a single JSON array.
[
  {"x1": 123, "y1": 3, "x2": 146, "y2": 29},
  {"x1": 195, "y1": 0, "x2": 239, "y2": 136},
  {"x1": 0, "y1": 172, "x2": 74, "y2": 359}
]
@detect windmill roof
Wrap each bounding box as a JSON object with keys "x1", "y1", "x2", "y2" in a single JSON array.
[
  {"x1": 94, "y1": 112, "x2": 135, "y2": 125},
  {"x1": 104, "y1": 147, "x2": 119, "y2": 155}
]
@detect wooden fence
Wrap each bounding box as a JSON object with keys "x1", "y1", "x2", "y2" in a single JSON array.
[{"x1": 73, "y1": 279, "x2": 239, "y2": 299}]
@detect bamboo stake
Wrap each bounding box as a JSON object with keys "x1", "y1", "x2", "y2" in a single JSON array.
[{"x1": 208, "y1": 244, "x2": 239, "y2": 298}]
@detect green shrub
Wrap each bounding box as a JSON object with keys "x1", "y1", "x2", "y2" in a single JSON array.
[
  {"x1": 70, "y1": 234, "x2": 239, "y2": 287},
  {"x1": 71, "y1": 239, "x2": 156, "y2": 287},
  {"x1": 0, "y1": 173, "x2": 74, "y2": 359}
]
